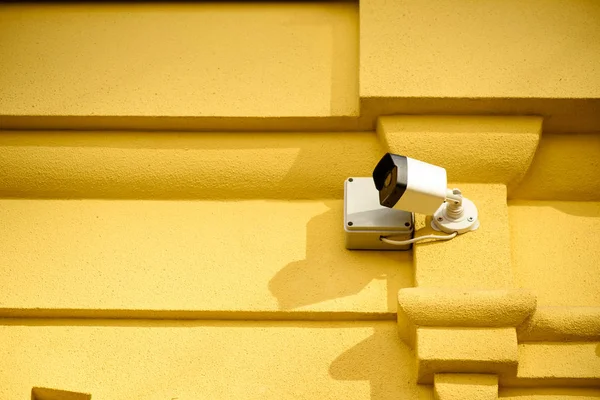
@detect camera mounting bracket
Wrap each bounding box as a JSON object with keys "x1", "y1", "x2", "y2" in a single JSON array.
[{"x1": 431, "y1": 188, "x2": 480, "y2": 234}]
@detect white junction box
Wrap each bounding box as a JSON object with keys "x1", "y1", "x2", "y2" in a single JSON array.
[{"x1": 344, "y1": 177, "x2": 414, "y2": 250}]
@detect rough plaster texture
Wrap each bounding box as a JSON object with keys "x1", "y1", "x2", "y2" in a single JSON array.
[
  {"x1": 32, "y1": 387, "x2": 91, "y2": 400},
  {"x1": 359, "y1": 0, "x2": 600, "y2": 133},
  {"x1": 517, "y1": 307, "x2": 600, "y2": 342},
  {"x1": 360, "y1": 0, "x2": 600, "y2": 99},
  {"x1": 2, "y1": 3, "x2": 600, "y2": 132},
  {"x1": 510, "y1": 134, "x2": 600, "y2": 201},
  {"x1": 397, "y1": 287, "x2": 536, "y2": 347},
  {"x1": 0, "y1": 3, "x2": 358, "y2": 118},
  {"x1": 0, "y1": 321, "x2": 434, "y2": 400},
  {"x1": 397, "y1": 288, "x2": 535, "y2": 346},
  {"x1": 500, "y1": 387, "x2": 600, "y2": 399},
  {"x1": 0, "y1": 3, "x2": 598, "y2": 393},
  {"x1": 416, "y1": 327, "x2": 518, "y2": 384},
  {"x1": 0, "y1": 199, "x2": 412, "y2": 318},
  {"x1": 361, "y1": 98, "x2": 600, "y2": 134},
  {"x1": 509, "y1": 342, "x2": 600, "y2": 386},
  {"x1": 398, "y1": 288, "x2": 536, "y2": 327},
  {"x1": 414, "y1": 184, "x2": 513, "y2": 289},
  {"x1": 0, "y1": 131, "x2": 382, "y2": 199},
  {"x1": 434, "y1": 374, "x2": 498, "y2": 400},
  {"x1": 509, "y1": 201, "x2": 600, "y2": 307},
  {"x1": 377, "y1": 116, "x2": 542, "y2": 189}
]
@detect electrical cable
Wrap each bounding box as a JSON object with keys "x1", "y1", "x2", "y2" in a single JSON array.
[{"x1": 380, "y1": 231, "x2": 457, "y2": 246}]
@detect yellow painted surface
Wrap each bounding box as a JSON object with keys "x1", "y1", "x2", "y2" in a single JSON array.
[
  {"x1": 398, "y1": 288, "x2": 536, "y2": 327},
  {"x1": 0, "y1": 131, "x2": 381, "y2": 199},
  {"x1": 416, "y1": 327, "x2": 518, "y2": 383},
  {"x1": 0, "y1": 199, "x2": 411, "y2": 317},
  {"x1": 0, "y1": 3, "x2": 358, "y2": 118},
  {"x1": 511, "y1": 134, "x2": 600, "y2": 201},
  {"x1": 510, "y1": 201, "x2": 600, "y2": 307},
  {"x1": 500, "y1": 387, "x2": 600, "y2": 399},
  {"x1": 0, "y1": 321, "x2": 433, "y2": 400},
  {"x1": 378, "y1": 116, "x2": 542, "y2": 188},
  {"x1": 434, "y1": 374, "x2": 498, "y2": 400},
  {"x1": 1, "y1": 0, "x2": 599, "y2": 395},
  {"x1": 414, "y1": 184, "x2": 513, "y2": 289},
  {"x1": 517, "y1": 306, "x2": 600, "y2": 342},
  {"x1": 512, "y1": 342, "x2": 600, "y2": 385},
  {"x1": 360, "y1": 0, "x2": 600, "y2": 98},
  {"x1": 397, "y1": 288, "x2": 535, "y2": 348}
]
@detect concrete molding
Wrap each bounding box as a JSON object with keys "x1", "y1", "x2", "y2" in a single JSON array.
[
  {"x1": 416, "y1": 327, "x2": 519, "y2": 384},
  {"x1": 377, "y1": 115, "x2": 542, "y2": 191},
  {"x1": 0, "y1": 131, "x2": 383, "y2": 199},
  {"x1": 434, "y1": 374, "x2": 498, "y2": 400},
  {"x1": 517, "y1": 306, "x2": 600, "y2": 342},
  {"x1": 510, "y1": 134, "x2": 600, "y2": 201},
  {"x1": 397, "y1": 288, "x2": 536, "y2": 347},
  {"x1": 501, "y1": 342, "x2": 600, "y2": 388}
]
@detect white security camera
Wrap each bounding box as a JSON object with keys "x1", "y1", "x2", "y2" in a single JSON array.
[
  {"x1": 372, "y1": 153, "x2": 480, "y2": 235},
  {"x1": 344, "y1": 153, "x2": 479, "y2": 250},
  {"x1": 372, "y1": 153, "x2": 447, "y2": 215}
]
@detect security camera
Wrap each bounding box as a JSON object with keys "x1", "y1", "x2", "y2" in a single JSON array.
[
  {"x1": 373, "y1": 153, "x2": 447, "y2": 215},
  {"x1": 372, "y1": 153, "x2": 479, "y2": 235},
  {"x1": 343, "y1": 153, "x2": 479, "y2": 250}
]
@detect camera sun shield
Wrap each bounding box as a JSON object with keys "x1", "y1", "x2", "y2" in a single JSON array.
[
  {"x1": 372, "y1": 153, "x2": 448, "y2": 215},
  {"x1": 372, "y1": 153, "x2": 408, "y2": 208}
]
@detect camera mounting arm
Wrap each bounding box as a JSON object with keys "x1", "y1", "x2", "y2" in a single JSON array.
[{"x1": 432, "y1": 187, "x2": 480, "y2": 234}]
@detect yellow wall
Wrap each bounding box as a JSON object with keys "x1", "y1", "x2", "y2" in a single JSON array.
[
  {"x1": 1, "y1": 2, "x2": 599, "y2": 399},
  {"x1": 2, "y1": 2, "x2": 599, "y2": 132},
  {"x1": 0, "y1": 3, "x2": 359, "y2": 118},
  {"x1": 0, "y1": 321, "x2": 433, "y2": 400}
]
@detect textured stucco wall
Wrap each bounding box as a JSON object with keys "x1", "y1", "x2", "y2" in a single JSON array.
[
  {"x1": 2, "y1": 2, "x2": 600, "y2": 132},
  {"x1": 0, "y1": 321, "x2": 433, "y2": 400},
  {"x1": 0, "y1": 199, "x2": 412, "y2": 318},
  {"x1": 1, "y1": 1, "x2": 599, "y2": 399},
  {"x1": 0, "y1": 3, "x2": 358, "y2": 118},
  {"x1": 510, "y1": 201, "x2": 600, "y2": 307},
  {"x1": 360, "y1": 0, "x2": 600, "y2": 99}
]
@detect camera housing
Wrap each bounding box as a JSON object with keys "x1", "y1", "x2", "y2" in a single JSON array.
[
  {"x1": 344, "y1": 177, "x2": 414, "y2": 250},
  {"x1": 373, "y1": 153, "x2": 447, "y2": 215}
]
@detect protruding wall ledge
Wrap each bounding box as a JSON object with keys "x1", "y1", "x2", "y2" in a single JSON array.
[
  {"x1": 416, "y1": 327, "x2": 518, "y2": 384},
  {"x1": 517, "y1": 306, "x2": 600, "y2": 342},
  {"x1": 434, "y1": 373, "x2": 498, "y2": 400},
  {"x1": 377, "y1": 116, "x2": 542, "y2": 191},
  {"x1": 397, "y1": 288, "x2": 536, "y2": 347}
]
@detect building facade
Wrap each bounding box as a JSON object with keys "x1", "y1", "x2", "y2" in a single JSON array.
[{"x1": 1, "y1": 2, "x2": 599, "y2": 399}]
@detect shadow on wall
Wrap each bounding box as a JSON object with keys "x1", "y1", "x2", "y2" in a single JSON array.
[
  {"x1": 510, "y1": 200, "x2": 600, "y2": 218},
  {"x1": 499, "y1": 387, "x2": 600, "y2": 398},
  {"x1": 329, "y1": 325, "x2": 431, "y2": 400},
  {"x1": 548, "y1": 202, "x2": 600, "y2": 218},
  {"x1": 268, "y1": 202, "x2": 413, "y2": 313},
  {"x1": 0, "y1": 131, "x2": 382, "y2": 200},
  {"x1": 31, "y1": 387, "x2": 91, "y2": 400}
]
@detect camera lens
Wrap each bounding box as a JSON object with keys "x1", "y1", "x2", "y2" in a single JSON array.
[{"x1": 384, "y1": 172, "x2": 392, "y2": 187}]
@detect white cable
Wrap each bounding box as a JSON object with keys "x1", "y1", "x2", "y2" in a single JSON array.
[{"x1": 380, "y1": 231, "x2": 457, "y2": 246}]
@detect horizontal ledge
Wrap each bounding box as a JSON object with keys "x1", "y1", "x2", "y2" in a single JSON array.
[
  {"x1": 377, "y1": 115, "x2": 542, "y2": 190},
  {"x1": 362, "y1": 97, "x2": 600, "y2": 133},
  {"x1": 4, "y1": 97, "x2": 600, "y2": 133},
  {"x1": 416, "y1": 327, "x2": 519, "y2": 384},
  {"x1": 0, "y1": 308, "x2": 395, "y2": 322},
  {"x1": 500, "y1": 377, "x2": 600, "y2": 388},
  {"x1": 517, "y1": 306, "x2": 600, "y2": 342},
  {"x1": 398, "y1": 288, "x2": 536, "y2": 327},
  {"x1": 0, "y1": 115, "x2": 364, "y2": 132},
  {"x1": 0, "y1": 199, "x2": 412, "y2": 316},
  {"x1": 0, "y1": 131, "x2": 383, "y2": 199}
]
